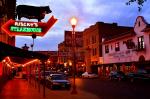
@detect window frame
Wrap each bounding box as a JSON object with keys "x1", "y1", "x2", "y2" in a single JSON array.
[
  {"x1": 105, "y1": 45, "x2": 109, "y2": 53},
  {"x1": 138, "y1": 36, "x2": 144, "y2": 49},
  {"x1": 115, "y1": 42, "x2": 120, "y2": 51}
]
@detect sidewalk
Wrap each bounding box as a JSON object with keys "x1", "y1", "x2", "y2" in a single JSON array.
[{"x1": 0, "y1": 78, "x2": 99, "y2": 99}]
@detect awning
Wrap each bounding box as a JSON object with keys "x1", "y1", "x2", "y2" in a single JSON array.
[{"x1": 0, "y1": 41, "x2": 48, "y2": 63}]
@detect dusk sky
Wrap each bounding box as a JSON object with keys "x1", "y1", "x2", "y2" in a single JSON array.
[{"x1": 16, "y1": 0, "x2": 150, "y2": 51}]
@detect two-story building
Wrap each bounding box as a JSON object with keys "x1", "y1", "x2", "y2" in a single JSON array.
[{"x1": 101, "y1": 16, "x2": 150, "y2": 77}]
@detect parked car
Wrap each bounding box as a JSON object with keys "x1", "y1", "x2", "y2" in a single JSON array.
[
  {"x1": 40, "y1": 71, "x2": 56, "y2": 83},
  {"x1": 82, "y1": 72, "x2": 99, "y2": 78},
  {"x1": 109, "y1": 71, "x2": 126, "y2": 81},
  {"x1": 126, "y1": 69, "x2": 150, "y2": 82},
  {"x1": 46, "y1": 74, "x2": 71, "y2": 90}
]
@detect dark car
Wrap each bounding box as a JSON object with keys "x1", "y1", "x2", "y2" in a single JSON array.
[
  {"x1": 46, "y1": 74, "x2": 71, "y2": 90},
  {"x1": 126, "y1": 70, "x2": 150, "y2": 82},
  {"x1": 109, "y1": 71, "x2": 126, "y2": 81},
  {"x1": 40, "y1": 71, "x2": 52, "y2": 82}
]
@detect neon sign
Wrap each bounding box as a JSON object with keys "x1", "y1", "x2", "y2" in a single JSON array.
[
  {"x1": 10, "y1": 26, "x2": 42, "y2": 32},
  {"x1": 1, "y1": 16, "x2": 57, "y2": 36},
  {"x1": 10, "y1": 21, "x2": 42, "y2": 33},
  {"x1": 14, "y1": 22, "x2": 38, "y2": 27}
]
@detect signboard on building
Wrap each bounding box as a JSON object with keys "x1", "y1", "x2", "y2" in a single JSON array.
[{"x1": 1, "y1": 16, "x2": 57, "y2": 36}]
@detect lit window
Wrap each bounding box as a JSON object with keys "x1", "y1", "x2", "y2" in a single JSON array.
[
  {"x1": 115, "y1": 42, "x2": 120, "y2": 51},
  {"x1": 138, "y1": 36, "x2": 144, "y2": 49}
]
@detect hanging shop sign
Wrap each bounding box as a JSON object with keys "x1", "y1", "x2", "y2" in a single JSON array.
[{"x1": 1, "y1": 16, "x2": 57, "y2": 36}]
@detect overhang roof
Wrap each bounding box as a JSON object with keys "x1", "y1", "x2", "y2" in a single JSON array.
[
  {"x1": 0, "y1": 41, "x2": 48, "y2": 63},
  {"x1": 103, "y1": 29, "x2": 136, "y2": 43}
]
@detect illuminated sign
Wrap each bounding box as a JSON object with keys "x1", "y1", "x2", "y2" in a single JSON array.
[
  {"x1": 10, "y1": 26, "x2": 42, "y2": 32},
  {"x1": 1, "y1": 16, "x2": 57, "y2": 36},
  {"x1": 14, "y1": 22, "x2": 38, "y2": 27}
]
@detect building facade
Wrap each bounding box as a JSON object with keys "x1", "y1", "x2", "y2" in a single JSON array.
[
  {"x1": 0, "y1": 0, "x2": 16, "y2": 46},
  {"x1": 0, "y1": 0, "x2": 16, "y2": 82},
  {"x1": 58, "y1": 41, "x2": 72, "y2": 65},
  {"x1": 101, "y1": 16, "x2": 150, "y2": 77},
  {"x1": 83, "y1": 22, "x2": 101, "y2": 73},
  {"x1": 58, "y1": 31, "x2": 85, "y2": 75},
  {"x1": 83, "y1": 22, "x2": 132, "y2": 74},
  {"x1": 36, "y1": 51, "x2": 58, "y2": 71}
]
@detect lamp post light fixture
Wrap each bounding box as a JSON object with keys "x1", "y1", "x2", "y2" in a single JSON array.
[
  {"x1": 31, "y1": 34, "x2": 37, "y2": 51},
  {"x1": 70, "y1": 17, "x2": 77, "y2": 94}
]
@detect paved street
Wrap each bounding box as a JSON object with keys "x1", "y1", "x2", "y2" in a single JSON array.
[
  {"x1": 0, "y1": 77, "x2": 150, "y2": 99},
  {"x1": 0, "y1": 78, "x2": 99, "y2": 99},
  {"x1": 75, "y1": 78, "x2": 150, "y2": 99}
]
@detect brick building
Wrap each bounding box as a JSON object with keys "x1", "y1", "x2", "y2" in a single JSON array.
[
  {"x1": 58, "y1": 31, "x2": 85, "y2": 74},
  {"x1": 83, "y1": 22, "x2": 132, "y2": 74}
]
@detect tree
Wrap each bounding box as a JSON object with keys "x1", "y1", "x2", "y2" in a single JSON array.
[{"x1": 126, "y1": 0, "x2": 147, "y2": 11}]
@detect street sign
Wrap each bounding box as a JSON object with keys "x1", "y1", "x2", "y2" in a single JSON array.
[{"x1": 1, "y1": 16, "x2": 57, "y2": 36}]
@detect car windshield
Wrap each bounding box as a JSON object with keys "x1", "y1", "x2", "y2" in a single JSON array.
[{"x1": 51, "y1": 75, "x2": 66, "y2": 80}]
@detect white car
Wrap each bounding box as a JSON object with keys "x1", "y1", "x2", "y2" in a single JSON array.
[{"x1": 82, "y1": 72, "x2": 99, "y2": 78}]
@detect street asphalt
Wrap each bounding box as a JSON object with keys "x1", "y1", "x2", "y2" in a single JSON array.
[{"x1": 0, "y1": 78, "x2": 99, "y2": 99}]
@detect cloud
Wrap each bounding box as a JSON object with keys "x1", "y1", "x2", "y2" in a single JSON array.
[{"x1": 16, "y1": 0, "x2": 150, "y2": 51}]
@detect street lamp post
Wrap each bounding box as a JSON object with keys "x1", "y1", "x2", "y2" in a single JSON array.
[
  {"x1": 70, "y1": 17, "x2": 77, "y2": 94},
  {"x1": 31, "y1": 34, "x2": 37, "y2": 51}
]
